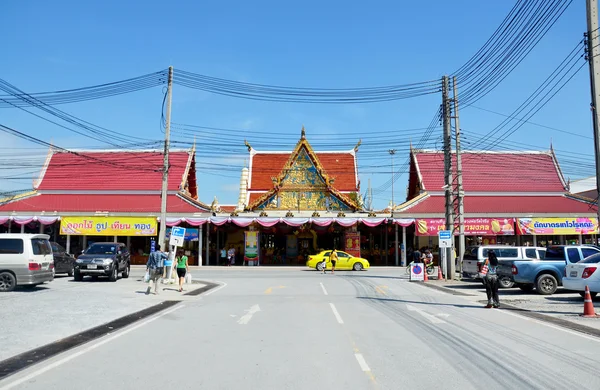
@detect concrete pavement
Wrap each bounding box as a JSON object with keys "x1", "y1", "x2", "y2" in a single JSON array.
[{"x1": 2, "y1": 268, "x2": 600, "y2": 390}]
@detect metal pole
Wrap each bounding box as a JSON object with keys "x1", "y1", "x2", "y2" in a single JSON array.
[
  {"x1": 442, "y1": 76, "x2": 455, "y2": 280},
  {"x1": 402, "y1": 225, "x2": 407, "y2": 267},
  {"x1": 198, "y1": 225, "x2": 203, "y2": 267},
  {"x1": 205, "y1": 221, "x2": 210, "y2": 265},
  {"x1": 389, "y1": 149, "x2": 396, "y2": 211},
  {"x1": 395, "y1": 224, "x2": 399, "y2": 266},
  {"x1": 452, "y1": 76, "x2": 465, "y2": 277},
  {"x1": 158, "y1": 66, "x2": 174, "y2": 249},
  {"x1": 586, "y1": 0, "x2": 600, "y2": 224}
]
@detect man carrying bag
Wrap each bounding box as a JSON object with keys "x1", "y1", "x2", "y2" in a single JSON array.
[{"x1": 146, "y1": 245, "x2": 167, "y2": 295}]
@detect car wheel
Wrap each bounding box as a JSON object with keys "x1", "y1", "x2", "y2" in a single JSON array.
[
  {"x1": 579, "y1": 291, "x2": 598, "y2": 299},
  {"x1": 67, "y1": 267, "x2": 74, "y2": 277},
  {"x1": 316, "y1": 262, "x2": 324, "y2": 271},
  {"x1": 0, "y1": 272, "x2": 17, "y2": 292},
  {"x1": 499, "y1": 276, "x2": 514, "y2": 289},
  {"x1": 73, "y1": 270, "x2": 83, "y2": 281},
  {"x1": 536, "y1": 274, "x2": 558, "y2": 295},
  {"x1": 109, "y1": 266, "x2": 118, "y2": 282},
  {"x1": 353, "y1": 262, "x2": 363, "y2": 271},
  {"x1": 518, "y1": 284, "x2": 534, "y2": 293},
  {"x1": 122, "y1": 263, "x2": 130, "y2": 279}
]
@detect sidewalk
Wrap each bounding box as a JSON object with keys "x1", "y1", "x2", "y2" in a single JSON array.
[{"x1": 419, "y1": 277, "x2": 600, "y2": 333}]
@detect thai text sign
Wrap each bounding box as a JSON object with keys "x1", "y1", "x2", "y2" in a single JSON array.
[
  {"x1": 244, "y1": 231, "x2": 259, "y2": 260},
  {"x1": 60, "y1": 216, "x2": 157, "y2": 236},
  {"x1": 415, "y1": 218, "x2": 514, "y2": 236},
  {"x1": 517, "y1": 218, "x2": 599, "y2": 235}
]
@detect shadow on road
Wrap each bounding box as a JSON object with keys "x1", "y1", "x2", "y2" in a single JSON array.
[{"x1": 357, "y1": 296, "x2": 481, "y2": 309}]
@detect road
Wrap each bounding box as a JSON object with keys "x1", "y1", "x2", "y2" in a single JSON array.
[{"x1": 2, "y1": 268, "x2": 600, "y2": 390}]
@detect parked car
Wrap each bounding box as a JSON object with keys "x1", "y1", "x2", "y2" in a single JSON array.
[
  {"x1": 496, "y1": 247, "x2": 547, "y2": 289},
  {"x1": 50, "y1": 242, "x2": 75, "y2": 276},
  {"x1": 306, "y1": 250, "x2": 370, "y2": 271},
  {"x1": 0, "y1": 233, "x2": 54, "y2": 292},
  {"x1": 462, "y1": 246, "x2": 546, "y2": 288},
  {"x1": 562, "y1": 252, "x2": 600, "y2": 298},
  {"x1": 511, "y1": 245, "x2": 600, "y2": 295},
  {"x1": 74, "y1": 242, "x2": 130, "y2": 282}
]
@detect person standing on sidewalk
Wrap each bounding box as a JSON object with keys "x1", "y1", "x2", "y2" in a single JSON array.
[
  {"x1": 483, "y1": 250, "x2": 500, "y2": 308},
  {"x1": 329, "y1": 249, "x2": 338, "y2": 275},
  {"x1": 176, "y1": 249, "x2": 189, "y2": 292},
  {"x1": 146, "y1": 245, "x2": 167, "y2": 295}
]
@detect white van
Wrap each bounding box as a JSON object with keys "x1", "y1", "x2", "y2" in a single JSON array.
[
  {"x1": 462, "y1": 246, "x2": 546, "y2": 286},
  {"x1": 0, "y1": 234, "x2": 54, "y2": 292}
]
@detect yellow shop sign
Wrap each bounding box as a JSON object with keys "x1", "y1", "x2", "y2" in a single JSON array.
[{"x1": 60, "y1": 217, "x2": 157, "y2": 236}]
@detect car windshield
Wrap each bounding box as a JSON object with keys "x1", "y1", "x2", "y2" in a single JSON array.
[
  {"x1": 579, "y1": 253, "x2": 600, "y2": 264},
  {"x1": 85, "y1": 244, "x2": 117, "y2": 255}
]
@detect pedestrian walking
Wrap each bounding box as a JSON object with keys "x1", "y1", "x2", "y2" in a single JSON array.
[
  {"x1": 227, "y1": 246, "x2": 236, "y2": 266},
  {"x1": 321, "y1": 256, "x2": 328, "y2": 274},
  {"x1": 176, "y1": 249, "x2": 189, "y2": 292},
  {"x1": 146, "y1": 245, "x2": 167, "y2": 295},
  {"x1": 162, "y1": 246, "x2": 175, "y2": 284},
  {"x1": 220, "y1": 247, "x2": 227, "y2": 266},
  {"x1": 330, "y1": 249, "x2": 338, "y2": 274},
  {"x1": 482, "y1": 250, "x2": 500, "y2": 308}
]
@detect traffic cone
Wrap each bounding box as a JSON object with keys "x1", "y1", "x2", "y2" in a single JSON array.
[
  {"x1": 437, "y1": 264, "x2": 444, "y2": 281},
  {"x1": 423, "y1": 267, "x2": 429, "y2": 282},
  {"x1": 581, "y1": 286, "x2": 598, "y2": 318}
]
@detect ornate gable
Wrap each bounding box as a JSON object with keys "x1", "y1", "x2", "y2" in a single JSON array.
[{"x1": 248, "y1": 127, "x2": 360, "y2": 211}]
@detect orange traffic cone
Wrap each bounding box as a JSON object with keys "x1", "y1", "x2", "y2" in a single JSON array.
[
  {"x1": 581, "y1": 286, "x2": 598, "y2": 318},
  {"x1": 437, "y1": 264, "x2": 444, "y2": 281},
  {"x1": 423, "y1": 266, "x2": 429, "y2": 282}
]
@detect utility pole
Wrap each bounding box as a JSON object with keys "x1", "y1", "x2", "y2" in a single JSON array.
[
  {"x1": 452, "y1": 76, "x2": 465, "y2": 276},
  {"x1": 158, "y1": 66, "x2": 174, "y2": 249},
  {"x1": 586, "y1": 0, "x2": 600, "y2": 230},
  {"x1": 442, "y1": 76, "x2": 455, "y2": 280},
  {"x1": 389, "y1": 149, "x2": 399, "y2": 266}
]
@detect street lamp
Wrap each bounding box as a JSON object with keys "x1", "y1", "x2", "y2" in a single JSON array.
[{"x1": 388, "y1": 149, "x2": 396, "y2": 216}]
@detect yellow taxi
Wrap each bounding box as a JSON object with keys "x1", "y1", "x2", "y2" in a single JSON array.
[{"x1": 306, "y1": 250, "x2": 370, "y2": 271}]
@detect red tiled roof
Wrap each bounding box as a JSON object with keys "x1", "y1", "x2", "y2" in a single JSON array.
[
  {"x1": 414, "y1": 151, "x2": 566, "y2": 193},
  {"x1": 249, "y1": 152, "x2": 357, "y2": 191},
  {"x1": 0, "y1": 193, "x2": 205, "y2": 213},
  {"x1": 36, "y1": 150, "x2": 192, "y2": 191},
  {"x1": 397, "y1": 195, "x2": 596, "y2": 215}
]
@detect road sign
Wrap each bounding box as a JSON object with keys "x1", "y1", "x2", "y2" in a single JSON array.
[
  {"x1": 169, "y1": 227, "x2": 186, "y2": 247},
  {"x1": 439, "y1": 230, "x2": 453, "y2": 248},
  {"x1": 410, "y1": 263, "x2": 425, "y2": 281}
]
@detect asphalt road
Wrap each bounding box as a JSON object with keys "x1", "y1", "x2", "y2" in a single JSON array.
[{"x1": 2, "y1": 268, "x2": 600, "y2": 390}]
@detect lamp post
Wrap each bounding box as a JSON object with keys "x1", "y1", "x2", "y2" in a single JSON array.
[
  {"x1": 388, "y1": 149, "x2": 396, "y2": 214},
  {"x1": 389, "y1": 149, "x2": 399, "y2": 267}
]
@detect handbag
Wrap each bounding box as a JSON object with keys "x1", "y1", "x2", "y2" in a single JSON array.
[
  {"x1": 143, "y1": 270, "x2": 150, "y2": 283},
  {"x1": 185, "y1": 273, "x2": 192, "y2": 284},
  {"x1": 480, "y1": 261, "x2": 489, "y2": 276}
]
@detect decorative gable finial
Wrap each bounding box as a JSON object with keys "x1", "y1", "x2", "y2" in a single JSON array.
[
  {"x1": 301, "y1": 126, "x2": 306, "y2": 139},
  {"x1": 244, "y1": 139, "x2": 252, "y2": 152},
  {"x1": 354, "y1": 139, "x2": 362, "y2": 152}
]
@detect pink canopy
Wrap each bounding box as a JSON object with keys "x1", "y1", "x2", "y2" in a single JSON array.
[
  {"x1": 186, "y1": 218, "x2": 208, "y2": 226},
  {"x1": 311, "y1": 218, "x2": 334, "y2": 227},
  {"x1": 283, "y1": 218, "x2": 310, "y2": 227},
  {"x1": 0, "y1": 216, "x2": 10, "y2": 225},
  {"x1": 360, "y1": 218, "x2": 387, "y2": 227},
  {"x1": 392, "y1": 218, "x2": 415, "y2": 227},
  {"x1": 38, "y1": 216, "x2": 60, "y2": 225},
  {"x1": 335, "y1": 218, "x2": 359, "y2": 227},
  {"x1": 256, "y1": 217, "x2": 281, "y2": 227},
  {"x1": 231, "y1": 218, "x2": 255, "y2": 227},
  {"x1": 12, "y1": 216, "x2": 35, "y2": 225}
]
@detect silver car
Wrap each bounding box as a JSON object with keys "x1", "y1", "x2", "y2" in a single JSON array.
[{"x1": 0, "y1": 233, "x2": 54, "y2": 292}]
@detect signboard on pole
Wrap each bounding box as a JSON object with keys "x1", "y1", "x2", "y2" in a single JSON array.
[
  {"x1": 439, "y1": 230, "x2": 452, "y2": 248},
  {"x1": 169, "y1": 227, "x2": 186, "y2": 247},
  {"x1": 410, "y1": 263, "x2": 425, "y2": 282}
]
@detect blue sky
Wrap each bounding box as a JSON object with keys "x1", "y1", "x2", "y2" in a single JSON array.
[{"x1": 0, "y1": 0, "x2": 595, "y2": 209}]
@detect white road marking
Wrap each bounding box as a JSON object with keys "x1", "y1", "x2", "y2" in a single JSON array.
[
  {"x1": 436, "y1": 313, "x2": 451, "y2": 318},
  {"x1": 354, "y1": 353, "x2": 371, "y2": 372},
  {"x1": 202, "y1": 281, "x2": 227, "y2": 296},
  {"x1": 320, "y1": 282, "x2": 328, "y2": 295},
  {"x1": 406, "y1": 304, "x2": 447, "y2": 324},
  {"x1": 329, "y1": 303, "x2": 344, "y2": 324},
  {"x1": 497, "y1": 308, "x2": 600, "y2": 344},
  {"x1": 0, "y1": 304, "x2": 185, "y2": 390},
  {"x1": 237, "y1": 304, "x2": 261, "y2": 325}
]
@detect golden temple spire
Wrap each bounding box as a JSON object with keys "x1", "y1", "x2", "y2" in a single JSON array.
[{"x1": 301, "y1": 125, "x2": 306, "y2": 139}]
